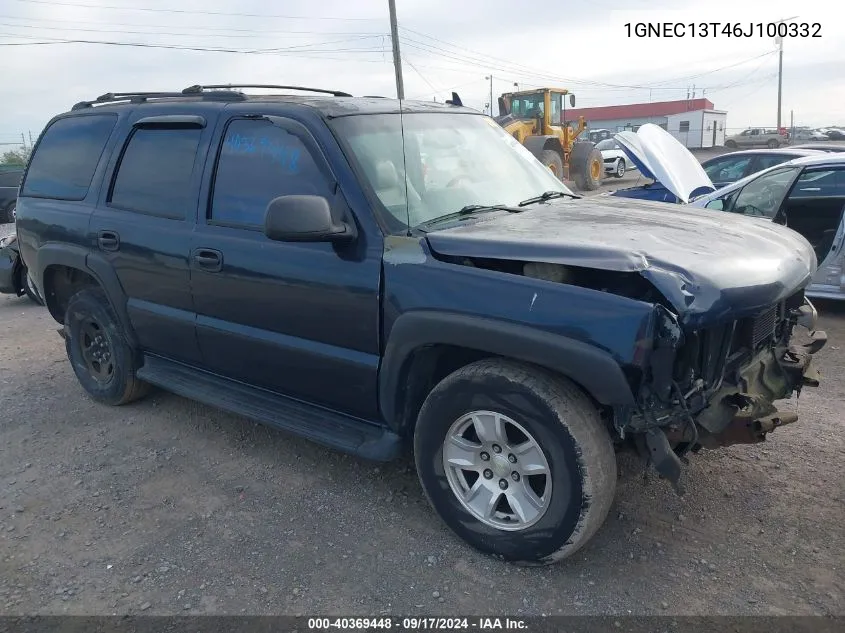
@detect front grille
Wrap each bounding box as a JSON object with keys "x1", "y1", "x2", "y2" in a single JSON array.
[
  {"x1": 734, "y1": 303, "x2": 784, "y2": 352},
  {"x1": 750, "y1": 305, "x2": 778, "y2": 347}
]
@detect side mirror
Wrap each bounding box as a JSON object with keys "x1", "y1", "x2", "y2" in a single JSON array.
[
  {"x1": 705, "y1": 199, "x2": 724, "y2": 211},
  {"x1": 264, "y1": 195, "x2": 355, "y2": 243},
  {"x1": 569, "y1": 94, "x2": 576, "y2": 107}
]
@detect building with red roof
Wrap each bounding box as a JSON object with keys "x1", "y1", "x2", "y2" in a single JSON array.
[{"x1": 565, "y1": 98, "x2": 727, "y2": 148}]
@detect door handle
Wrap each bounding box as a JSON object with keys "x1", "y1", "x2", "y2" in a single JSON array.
[
  {"x1": 192, "y1": 248, "x2": 223, "y2": 272},
  {"x1": 97, "y1": 230, "x2": 120, "y2": 251}
]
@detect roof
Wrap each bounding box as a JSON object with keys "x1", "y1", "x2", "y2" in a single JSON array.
[{"x1": 566, "y1": 98, "x2": 716, "y2": 122}]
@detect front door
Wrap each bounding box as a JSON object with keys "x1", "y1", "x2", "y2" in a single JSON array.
[
  {"x1": 89, "y1": 106, "x2": 219, "y2": 364},
  {"x1": 190, "y1": 114, "x2": 383, "y2": 420}
]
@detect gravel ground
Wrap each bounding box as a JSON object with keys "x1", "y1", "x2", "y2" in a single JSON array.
[{"x1": 1, "y1": 165, "x2": 843, "y2": 617}]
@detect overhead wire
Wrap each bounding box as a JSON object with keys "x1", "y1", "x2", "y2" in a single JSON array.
[{"x1": 10, "y1": 0, "x2": 383, "y2": 21}]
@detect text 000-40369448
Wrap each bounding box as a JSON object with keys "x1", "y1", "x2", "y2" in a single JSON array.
[{"x1": 624, "y1": 22, "x2": 822, "y2": 38}]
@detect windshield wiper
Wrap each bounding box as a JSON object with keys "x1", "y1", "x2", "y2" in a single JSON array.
[
  {"x1": 416, "y1": 204, "x2": 521, "y2": 229},
  {"x1": 518, "y1": 190, "x2": 581, "y2": 206}
]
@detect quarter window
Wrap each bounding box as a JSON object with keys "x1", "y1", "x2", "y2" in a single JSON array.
[
  {"x1": 110, "y1": 127, "x2": 202, "y2": 219},
  {"x1": 210, "y1": 119, "x2": 333, "y2": 228},
  {"x1": 21, "y1": 115, "x2": 117, "y2": 200}
]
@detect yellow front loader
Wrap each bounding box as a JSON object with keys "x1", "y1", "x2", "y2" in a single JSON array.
[{"x1": 495, "y1": 88, "x2": 603, "y2": 191}]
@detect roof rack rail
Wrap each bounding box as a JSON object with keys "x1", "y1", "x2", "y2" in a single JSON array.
[
  {"x1": 71, "y1": 90, "x2": 246, "y2": 111},
  {"x1": 183, "y1": 84, "x2": 352, "y2": 97}
]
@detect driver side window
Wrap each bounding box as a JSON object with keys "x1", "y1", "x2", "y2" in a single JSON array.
[{"x1": 731, "y1": 167, "x2": 800, "y2": 218}]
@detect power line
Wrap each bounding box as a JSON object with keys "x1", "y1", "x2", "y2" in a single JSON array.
[
  {"x1": 0, "y1": 18, "x2": 385, "y2": 40},
  {"x1": 404, "y1": 57, "x2": 440, "y2": 97},
  {"x1": 0, "y1": 23, "x2": 387, "y2": 49},
  {"x1": 400, "y1": 25, "x2": 778, "y2": 92},
  {"x1": 11, "y1": 0, "x2": 383, "y2": 21},
  {"x1": 0, "y1": 32, "x2": 388, "y2": 55},
  {"x1": 0, "y1": 13, "x2": 380, "y2": 36}
]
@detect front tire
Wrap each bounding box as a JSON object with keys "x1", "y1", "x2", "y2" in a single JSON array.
[
  {"x1": 614, "y1": 158, "x2": 626, "y2": 178},
  {"x1": 414, "y1": 359, "x2": 617, "y2": 565},
  {"x1": 767, "y1": 139, "x2": 779, "y2": 148},
  {"x1": 64, "y1": 287, "x2": 149, "y2": 406}
]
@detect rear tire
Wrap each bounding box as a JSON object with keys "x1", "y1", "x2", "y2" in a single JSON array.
[
  {"x1": 64, "y1": 287, "x2": 150, "y2": 406},
  {"x1": 414, "y1": 359, "x2": 617, "y2": 565},
  {"x1": 571, "y1": 143, "x2": 603, "y2": 191},
  {"x1": 725, "y1": 140, "x2": 737, "y2": 149},
  {"x1": 539, "y1": 149, "x2": 564, "y2": 181}
]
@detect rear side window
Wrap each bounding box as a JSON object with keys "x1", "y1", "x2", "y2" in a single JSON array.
[
  {"x1": 210, "y1": 118, "x2": 333, "y2": 228},
  {"x1": 21, "y1": 115, "x2": 116, "y2": 200},
  {"x1": 110, "y1": 128, "x2": 201, "y2": 219}
]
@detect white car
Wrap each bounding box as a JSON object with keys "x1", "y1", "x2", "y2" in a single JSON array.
[
  {"x1": 691, "y1": 154, "x2": 845, "y2": 300},
  {"x1": 595, "y1": 138, "x2": 636, "y2": 178}
]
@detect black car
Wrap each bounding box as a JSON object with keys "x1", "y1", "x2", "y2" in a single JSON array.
[
  {"x1": 701, "y1": 148, "x2": 825, "y2": 189},
  {"x1": 0, "y1": 165, "x2": 24, "y2": 223},
  {"x1": 0, "y1": 232, "x2": 41, "y2": 303},
  {"x1": 14, "y1": 84, "x2": 825, "y2": 565}
]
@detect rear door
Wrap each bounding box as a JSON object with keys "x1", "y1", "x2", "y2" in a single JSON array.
[{"x1": 88, "y1": 106, "x2": 220, "y2": 364}]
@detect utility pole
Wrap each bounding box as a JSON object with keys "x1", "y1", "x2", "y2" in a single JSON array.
[
  {"x1": 28, "y1": 130, "x2": 33, "y2": 146},
  {"x1": 387, "y1": 0, "x2": 404, "y2": 99},
  {"x1": 776, "y1": 36, "x2": 784, "y2": 129},
  {"x1": 790, "y1": 109, "x2": 794, "y2": 140},
  {"x1": 485, "y1": 75, "x2": 493, "y2": 116}
]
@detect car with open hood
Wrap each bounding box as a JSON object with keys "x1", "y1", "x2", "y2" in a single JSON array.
[
  {"x1": 607, "y1": 123, "x2": 718, "y2": 204},
  {"x1": 691, "y1": 153, "x2": 845, "y2": 301},
  {"x1": 14, "y1": 85, "x2": 825, "y2": 566}
]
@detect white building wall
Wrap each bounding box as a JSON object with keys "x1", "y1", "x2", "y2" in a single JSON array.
[
  {"x1": 700, "y1": 111, "x2": 727, "y2": 148},
  {"x1": 666, "y1": 111, "x2": 706, "y2": 148}
]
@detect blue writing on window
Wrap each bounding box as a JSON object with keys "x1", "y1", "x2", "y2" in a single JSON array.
[{"x1": 224, "y1": 132, "x2": 302, "y2": 174}]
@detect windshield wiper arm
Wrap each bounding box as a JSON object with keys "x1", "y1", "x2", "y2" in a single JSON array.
[
  {"x1": 416, "y1": 204, "x2": 521, "y2": 229},
  {"x1": 518, "y1": 190, "x2": 581, "y2": 206}
]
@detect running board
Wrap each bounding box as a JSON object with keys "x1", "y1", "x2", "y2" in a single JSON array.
[{"x1": 136, "y1": 355, "x2": 403, "y2": 461}]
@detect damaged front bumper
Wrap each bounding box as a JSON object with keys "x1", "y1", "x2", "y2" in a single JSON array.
[{"x1": 631, "y1": 297, "x2": 826, "y2": 494}]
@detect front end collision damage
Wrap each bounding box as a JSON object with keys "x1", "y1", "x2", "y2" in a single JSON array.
[
  {"x1": 623, "y1": 295, "x2": 826, "y2": 493},
  {"x1": 419, "y1": 246, "x2": 826, "y2": 495}
]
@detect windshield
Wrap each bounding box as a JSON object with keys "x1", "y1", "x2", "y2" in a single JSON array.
[
  {"x1": 595, "y1": 139, "x2": 617, "y2": 151},
  {"x1": 332, "y1": 112, "x2": 572, "y2": 229}
]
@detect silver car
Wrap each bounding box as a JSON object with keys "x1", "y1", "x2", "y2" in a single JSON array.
[{"x1": 692, "y1": 154, "x2": 845, "y2": 300}]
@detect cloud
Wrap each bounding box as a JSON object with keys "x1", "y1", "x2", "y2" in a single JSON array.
[{"x1": 0, "y1": 0, "x2": 841, "y2": 143}]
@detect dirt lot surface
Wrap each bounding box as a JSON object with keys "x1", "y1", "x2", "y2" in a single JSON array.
[{"x1": 1, "y1": 183, "x2": 844, "y2": 617}]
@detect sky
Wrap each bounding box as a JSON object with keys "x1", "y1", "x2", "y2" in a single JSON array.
[{"x1": 1, "y1": 0, "x2": 842, "y2": 150}]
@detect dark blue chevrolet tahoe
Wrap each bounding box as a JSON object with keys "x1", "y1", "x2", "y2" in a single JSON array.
[{"x1": 14, "y1": 85, "x2": 826, "y2": 565}]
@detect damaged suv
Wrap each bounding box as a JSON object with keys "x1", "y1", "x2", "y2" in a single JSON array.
[{"x1": 15, "y1": 86, "x2": 825, "y2": 565}]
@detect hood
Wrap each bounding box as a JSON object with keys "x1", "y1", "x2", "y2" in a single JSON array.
[
  {"x1": 614, "y1": 124, "x2": 715, "y2": 203},
  {"x1": 424, "y1": 196, "x2": 816, "y2": 327}
]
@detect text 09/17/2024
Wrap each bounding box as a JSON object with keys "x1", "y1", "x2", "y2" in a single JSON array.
[{"x1": 624, "y1": 22, "x2": 821, "y2": 38}]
